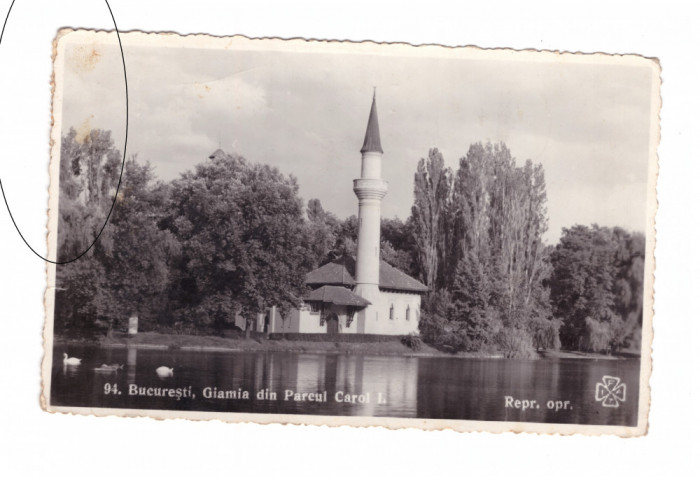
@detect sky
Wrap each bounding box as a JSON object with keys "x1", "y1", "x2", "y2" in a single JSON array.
[{"x1": 57, "y1": 32, "x2": 656, "y2": 244}]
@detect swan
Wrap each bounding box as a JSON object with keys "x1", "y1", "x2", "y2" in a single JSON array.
[
  {"x1": 62, "y1": 353, "x2": 81, "y2": 366},
  {"x1": 156, "y1": 366, "x2": 173, "y2": 378},
  {"x1": 94, "y1": 364, "x2": 123, "y2": 372}
]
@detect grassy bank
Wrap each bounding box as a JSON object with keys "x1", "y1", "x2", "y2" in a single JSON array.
[
  {"x1": 54, "y1": 331, "x2": 637, "y2": 359},
  {"x1": 538, "y1": 349, "x2": 640, "y2": 360}
]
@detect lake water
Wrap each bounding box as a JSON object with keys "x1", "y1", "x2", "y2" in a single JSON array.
[{"x1": 50, "y1": 345, "x2": 640, "y2": 426}]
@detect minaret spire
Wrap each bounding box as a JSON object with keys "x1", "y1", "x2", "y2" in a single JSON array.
[
  {"x1": 353, "y1": 92, "x2": 389, "y2": 319},
  {"x1": 360, "y1": 90, "x2": 383, "y2": 154}
]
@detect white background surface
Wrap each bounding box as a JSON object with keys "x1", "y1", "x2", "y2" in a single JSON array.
[{"x1": 0, "y1": 1, "x2": 697, "y2": 476}]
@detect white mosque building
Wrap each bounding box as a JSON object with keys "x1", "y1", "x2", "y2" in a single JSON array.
[{"x1": 266, "y1": 94, "x2": 428, "y2": 335}]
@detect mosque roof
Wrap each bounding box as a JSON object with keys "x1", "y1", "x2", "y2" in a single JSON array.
[
  {"x1": 305, "y1": 285, "x2": 372, "y2": 307},
  {"x1": 360, "y1": 93, "x2": 384, "y2": 154},
  {"x1": 306, "y1": 258, "x2": 357, "y2": 287},
  {"x1": 305, "y1": 257, "x2": 429, "y2": 293}
]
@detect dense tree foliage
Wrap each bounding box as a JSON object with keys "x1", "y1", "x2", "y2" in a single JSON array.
[
  {"x1": 104, "y1": 158, "x2": 177, "y2": 328},
  {"x1": 55, "y1": 129, "x2": 173, "y2": 332},
  {"x1": 549, "y1": 225, "x2": 645, "y2": 352},
  {"x1": 379, "y1": 217, "x2": 416, "y2": 276},
  {"x1": 165, "y1": 151, "x2": 316, "y2": 331},
  {"x1": 55, "y1": 132, "x2": 316, "y2": 335}
]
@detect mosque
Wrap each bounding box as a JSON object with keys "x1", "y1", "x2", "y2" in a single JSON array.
[
  {"x1": 268, "y1": 94, "x2": 428, "y2": 335},
  {"x1": 232, "y1": 94, "x2": 428, "y2": 335}
]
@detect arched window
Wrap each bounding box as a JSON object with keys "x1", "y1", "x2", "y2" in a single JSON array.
[
  {"x1": 389, "y1": 304, "x2": 394, "y2": 320},
  {"x1": 406, "y1": 305, "x2": 410, "y2": 321}
]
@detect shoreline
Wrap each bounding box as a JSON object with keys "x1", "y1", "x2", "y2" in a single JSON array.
[{"x1": 54, "y1": 332, "x2": 639, "y2": 360}]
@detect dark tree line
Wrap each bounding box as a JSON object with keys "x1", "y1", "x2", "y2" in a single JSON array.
[
  {"x1": 56, "y1": 131, "x2": 315, "y2": 335},
  {"x1": 55, "y1": 128, "x2": 644, "y2": 356}
]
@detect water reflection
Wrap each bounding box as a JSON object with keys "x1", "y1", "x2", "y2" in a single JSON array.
[
  {"x1": 123, "y1": 348, "x2": 135, "y2": 385},
  {"x1": 50, "y1": 345, "x2": 639, "y2": 426},
  {"x1": 62, "y1": 363, "x2": 81, "y2": 378}
]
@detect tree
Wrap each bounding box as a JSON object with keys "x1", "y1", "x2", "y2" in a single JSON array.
[
  {"x1": 100, "y1": 157, "x2": 178, "y2": 331},
  {"x1": 167, "y1": 151, "x2": 316, "y2": 332},
  {"x1": 444, "y1": 143, "x2": 553, "y2": 351},
  {"x1": 452, "y1": 143, "x2": 493, "y2": 286},
  {"x1": 612, "y1": 228, "x2": 646, "y2": 351},
  {"x1": 57, "y1": 128, "x2": 122, "y2": 261},
  {"x1": 411, "y1": 148, "x2": 452, "y2": 290},
  {"x1": 55, "y1": 127, "x2": 178, "y2": 334},
  {"x1": 54, "y1": 256, "x2": 110, "y2": 330},
  {"x1": 549, "y1": 225, "x2": 643, "y2": 352},
  {"x1": 306, "y1": 198, "x2": 341, "y2": 267},
  {"x1": 55, "y1": 128, "x2": 123, "y2": 330},
  {"x1": 380, "y1": 217, "x2": 418, "y2": 276},
  {"x1": 452, "y1": 143, "x2": 551, "y2": 329},
  {"x1": 448, "y1": 253, "x2": 501, "y2": 347},
  {"x1": 325, "y1": 215, "x2": 359, "y2": 262}
]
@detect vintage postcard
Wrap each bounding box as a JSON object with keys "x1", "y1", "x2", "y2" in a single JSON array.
[{"x1": 43, "y1": 30, "x2": 659, "y2": 436}]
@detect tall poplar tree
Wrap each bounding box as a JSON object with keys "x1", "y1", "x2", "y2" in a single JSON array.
[{"x1": 411, "y1": 148, "x2": 452, "y2": 290}]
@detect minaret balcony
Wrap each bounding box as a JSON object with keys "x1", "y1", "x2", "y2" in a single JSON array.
[{"x1": 353, "y1": 178, "x2": 388, "y2": 200}]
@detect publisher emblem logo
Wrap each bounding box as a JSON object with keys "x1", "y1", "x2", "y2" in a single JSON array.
[{"x1": 595, "y1": 376, "x2": 626, "y2": 408}]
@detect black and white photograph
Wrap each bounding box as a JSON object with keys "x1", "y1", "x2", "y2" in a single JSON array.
[{"x1": 42, "y1": 30, "x2": 657, "y2": 435}]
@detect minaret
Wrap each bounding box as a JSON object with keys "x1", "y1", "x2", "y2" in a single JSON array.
[{"x1": 353, "y1": 92, "x2": 388, "y2": 303}]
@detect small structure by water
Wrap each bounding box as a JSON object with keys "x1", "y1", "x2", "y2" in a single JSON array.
[{"x1": 128, "y1": 315, "x2": 139, "y2": 335}]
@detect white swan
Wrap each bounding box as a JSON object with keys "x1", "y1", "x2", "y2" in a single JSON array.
[
  {"x1": 156, "y1": 366, "x2": 173, "y2": 378},
  {"x1": 62, "y1": 353, "x2": 81, "y2": 366}
]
